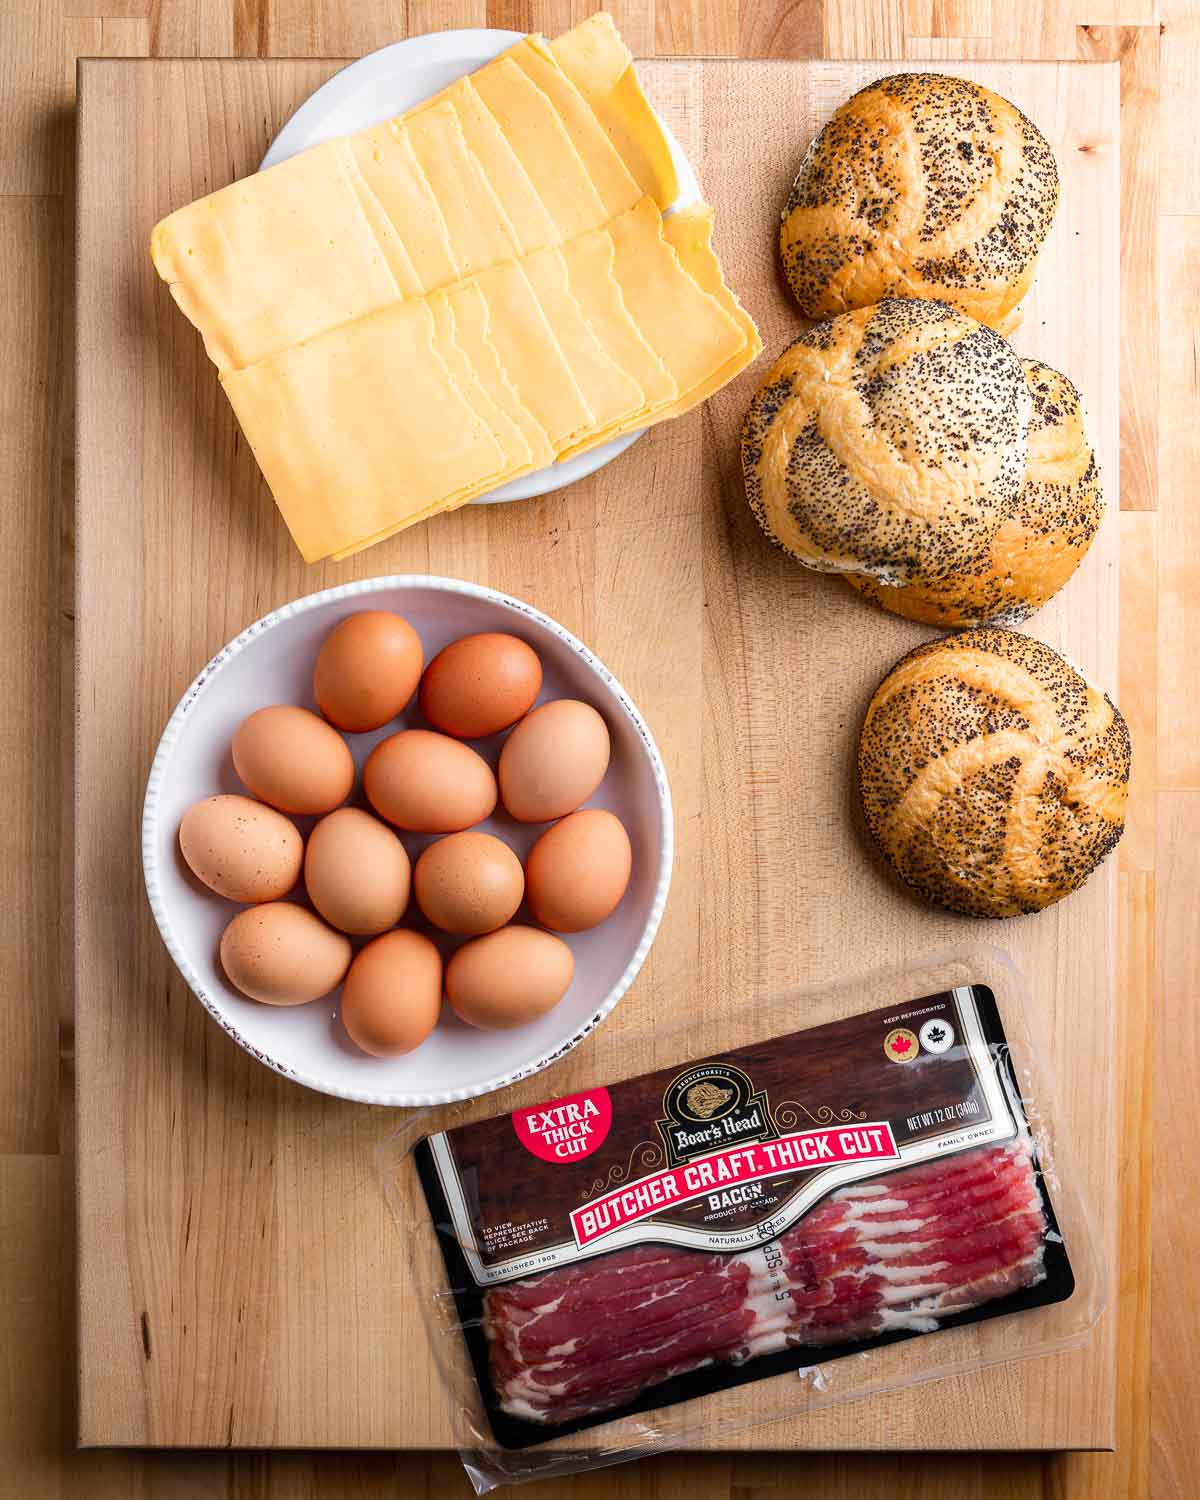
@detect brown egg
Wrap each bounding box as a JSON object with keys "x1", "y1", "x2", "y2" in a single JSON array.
[
  {"x1": 525, "y1": 809, "x2": 632, "y2": 932},
  {"x1": 414, "y1": 831, "x2": 524, "y2": 935},
  {"x1": 364, "y1": 729, "x2": 497, "y2": 833},
  {"x1": 304, "y1": 807, "x2": 411, "y2": 935},
  {"x1": 340, "y1": 929, "x2": 442, "y2": 1057},
  {"x1": 219, "y1": 902, "x2": 351, "y2": 1006},
  {"x1": 419, "y1": 632, "x2": 542, "y2": 739},
  {"x1": 446, "y1": 926, "x2": 574, "y2": 1030},
  {"x1": 232, "y1": 704, "x2": 355, "y2": 815},
  {"x1": 498, "y1": 699, "x2": 611, "y2": 823},
  {"x1": 314, "y1": 610, "x2": 423, "y2": 733},
  {"x1": 179, "y1": 794, "x2": 302, "y2": 903}
]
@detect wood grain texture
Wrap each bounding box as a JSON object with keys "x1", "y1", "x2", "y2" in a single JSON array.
[
  {"x1": 1078, "y1": 25, "x2": 1159, "y2": 515},
  {"x1": 823, "y1": 2, "x2": 907, "y2": 56},
  {"x1": 0, "y1": 2, "x2": 67, "y2": 194},
  {"x1": 65, "y1": 16, "x2": 153, "y2": 56},
  {"x1": 1161, "y1": 12, "x2": 1200, "y2": 212},
  {"x1": 930, "y1": 0, "x2": 990, "y2": 38},
  {"x1": 731, "y1": 1452, "x2": 1047, "y2": 1496},
  {"x1": 0, "y1": 1, "x2": 1191, "y2": 1497},
  {"x1": 1111, "y1": 869, "x2": 1154, "y2": 1499},
  {"x1": 738, "y1": 1, "x2": 824, "y2": 59},
  {"x1": 260, "y1": 0, "x2": 407, "y2": 57},
  {"x1": 1153, "y1": 794, "x2": 1200, "y2": 1500},
  {"x1": 1156, "y1": 214, "x2": 1200, "y2": 790},
  {"x1": 63, "y1": 0, "x2": 151, "y2": 14},
  {"x1": 144, "y1": 0, "x2": 236, "y2": 56},
  {"x1": 0, "y1": 199, "x2": 66, "y2": 1157},
  {"x1": 1, "y1": 1157, "x2": 71, "y2": 1482},
  {"x1": 656, "y1": 0, "x2": 739, "y2": 54},
  {"x1": 74, "y1": 52, "x2": 1120, "y2": 1453},
  {"x1": 904, "y1": 36, "x2": 995, "y2": 58},
  {"x1": 988, "y1": 5, "x2": 1080, "y2": 61},
  {"x1": 1118, "y1": 514, "x2": 1158, "y2": 871}
]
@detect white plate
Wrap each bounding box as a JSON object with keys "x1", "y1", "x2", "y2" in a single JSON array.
[
  {"x1": 260, "y1": 28, "x2": 700, "y2": 504},
  {"x1": 142, "y1": 577, "x2": 674, "y2": 1108}
]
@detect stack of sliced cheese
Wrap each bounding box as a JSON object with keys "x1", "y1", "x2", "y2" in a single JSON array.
[{"x1": 151, "y1": 14, "x2": 761, "y2": 562}]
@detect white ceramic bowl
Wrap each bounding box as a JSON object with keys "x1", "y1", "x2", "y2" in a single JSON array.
[
  {"x1": 259, "y1": 27, "x2": 701, "y2": 505},
  {"x1": 142, "y1": 577, "x2": 673, "y2": 1107}
]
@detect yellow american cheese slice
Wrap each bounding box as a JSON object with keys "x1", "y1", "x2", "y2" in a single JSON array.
[
  {"x1": 470, "y1": 59, "x2": 608, "y2": 240},
  {"x1": 551, "y1": 228, "x2": 678, "y2": 461},
  {"x1": 402, "y1": 19, "x2": 677, "y2": 220},
  {"x1": 328, "y1": 495, "x2": 474, "y2": 562},
  {"x1": 321, "y1": 283, "x2": 564, "y2": 559},
  {"x1": 408, "y1": 78, "x2": 558, "y2": 255},
  {"x1": 521, "y1": 246, "x2": 645, "y2": 438},
  {"x1": 563, "y1": 198, "x2": 751, "y2": 457},
  {"x1": 560, "y1": 226, "x2": 676, "y2": 410},
  {"x1": 342, "y1": 150, "x2": 424, "y2": 297},
  {"x1": 608, "y1": 200, "x2": 746, "y2": 396},
  {"x1": 220, "y1": 299, "x2": 508, "y2": 563},
  {"x1": 549, "y1": 13, "x2": 680, "y2": 211},
  {"x1": 658, "y1": 202, "x2": 762, "y2": 414},
  {"x1": 150, "y1": 139, "x2": 404, "y2": 373},
  {"x1": 506, "y1": 38, "x2": 640, "y2": 218},
  {"x1": 347, "y1": 121, "x2": 460, "y2": 294},
  {"x1": 404, "y1": 101, "x2": 522, "y2": 278},
  {"x1": 444, "y1": 281, "x2": 556, "y2": 470},
  {"x1": 472, "y1": 261, "x2": 596, "y2": 449},
  {"x1": 429, "y1": 291, "x2": 533, "y2": 476}
]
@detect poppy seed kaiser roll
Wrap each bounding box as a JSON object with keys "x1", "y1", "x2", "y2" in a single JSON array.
[
  {"x1": 848, "y1": 359, "x2": 1104, "y2": 627},
  {"x1": 858, "y1": 629, "x2": 1130, "y2": 918},
  {"x1": 741, "y1": 298, "x2": 1030, "y2": 587},
  {"x1": 780, "y1": 73, "x2": 1059, "y2": 333}
]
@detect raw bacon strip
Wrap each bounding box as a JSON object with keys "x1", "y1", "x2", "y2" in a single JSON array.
[
  {"x1": 483, "y1": 1142, "x2": 1047, "y2": 1424},
  {"x1": 487, "y1": 1255, "x2": 737, "y2": 1360},
  {"x1": 493, "y1": 1243, "x2": 709, "y2": 1311},
  {"x1": 493, "y1": 1300, "x2": 757, "y2": 1420},
  {"x1": 489, "y1": 1268, "x2": 749, "y2": 1370}
]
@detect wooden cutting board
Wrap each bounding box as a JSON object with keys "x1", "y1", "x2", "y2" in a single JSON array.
[{"x1": 75, "y1": 55, "x2": 1120, "y2": 1451}]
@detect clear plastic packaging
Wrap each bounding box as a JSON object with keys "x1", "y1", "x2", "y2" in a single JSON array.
[{"x1": 379, "y1": 944, "x2": 1103, "y2": 1493}]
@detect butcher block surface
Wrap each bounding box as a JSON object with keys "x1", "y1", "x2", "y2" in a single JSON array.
[{"x1": 75, "y1": 56, "x2": 1119, "y2": 1450}]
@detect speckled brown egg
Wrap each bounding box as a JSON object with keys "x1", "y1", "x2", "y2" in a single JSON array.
[
  {"x1": 304, "y1": 807, "x2": 411, "y2": 935},
  {"x1": 445, "y1": 926, "x2": 575, "y2": 1030},
  {"x1": 339, "y1": 929, "x2": 442, "y2": 1057},
  {"x1": 419, "y1": 632, "x2": 542, "y2": 739},
  {"x1": 525, "y1": 809, "x2": 632, "y2": 932},
  {"x1": 498, "y1": 699, "x2": 611, "y2": 823},
  {"x1": 179, "y1": 794, "x2": 302, "y2": 903},
  {"x1": 232, "y1": 704, "x2": 355, "y2": 815},
  {"x1": 219, "y1": 902, "x2": 351, "y2": 1006},
  {"x1": 363, "y1": 729, "x2": 497, "y2": 833},
  {"x1": 413, "y1": 831, "x2": 524, "y2": 935},
  {"x1": 314, "y1": 610, "x2": 424, "y2": 733}
]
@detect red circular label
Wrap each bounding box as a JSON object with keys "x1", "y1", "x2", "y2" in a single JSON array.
[{"x1": 511, "y1": 1087, "x2": 612, "y2": 1163}]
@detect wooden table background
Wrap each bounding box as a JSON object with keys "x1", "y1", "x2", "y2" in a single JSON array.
[{"x1": 2, "y1": 1, "x2": 1195, "y2": 1498}]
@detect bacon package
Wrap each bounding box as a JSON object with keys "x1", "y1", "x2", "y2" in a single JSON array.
[{"x1": 381, "y1": 947, "x2": 1103, "y2": 1492}]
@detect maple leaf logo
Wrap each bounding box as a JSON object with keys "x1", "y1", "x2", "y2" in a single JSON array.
[
  {"x1": 884, "y1": 1028, "x2": 919, "y2": 1063},
  {"x1": 927, "y1": 1025, "x2": 947, "y2": 1045}
]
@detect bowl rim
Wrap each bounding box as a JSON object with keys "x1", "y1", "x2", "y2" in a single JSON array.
[{"x1": 141, "y1": 574, "x2": 675, "y2": 1108}]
